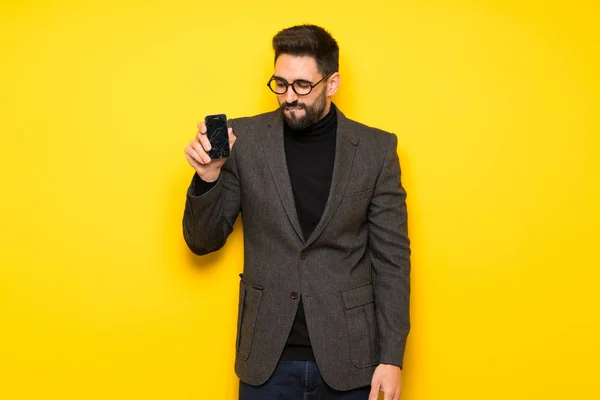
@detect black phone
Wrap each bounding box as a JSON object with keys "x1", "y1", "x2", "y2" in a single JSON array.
[{"x1": 204, "y1": 114, "x2": 230, "y2": 159}]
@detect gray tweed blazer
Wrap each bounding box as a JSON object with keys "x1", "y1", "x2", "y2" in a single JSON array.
[{"x1": 182, "y1": 107, "x2": 411, "y2": 391}]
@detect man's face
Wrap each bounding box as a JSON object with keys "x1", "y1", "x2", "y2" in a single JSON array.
[{"x1": 273, "y1": 54, "x2": 330, "y2": 130}]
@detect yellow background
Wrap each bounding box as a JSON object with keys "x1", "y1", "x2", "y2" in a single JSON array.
[{"x1": 1, "y1": 0, "x2": 599, "y2": 399}]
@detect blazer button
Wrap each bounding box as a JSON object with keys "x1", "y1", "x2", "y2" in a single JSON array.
[
  {"x1": 290, "y1": 291, "x2": 299, "y2": 300},
  {"x1": 300, "y1": 253, "x2": 307, "y2": 260}
]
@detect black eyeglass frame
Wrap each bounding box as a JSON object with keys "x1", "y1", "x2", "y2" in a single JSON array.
[{"x1": 266, "y1": 72, "x2": 334, "y2": 96}]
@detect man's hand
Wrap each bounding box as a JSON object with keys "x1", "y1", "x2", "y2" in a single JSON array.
[
  {"x1": 184, "y1": 122, "x2": 236, "y2": 183},
  {"x1": 369, "y1": 364, "x2": 402, "y2": 400}
]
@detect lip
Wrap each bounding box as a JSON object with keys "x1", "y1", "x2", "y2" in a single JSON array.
[{"x1": 285, "y1": 107, "x2": 304, "y2": 111}]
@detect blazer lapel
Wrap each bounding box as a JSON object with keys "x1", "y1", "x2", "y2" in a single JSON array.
[
  {"x1": 304, "y1": 110, "x2": 359, "y2": 249},
  {"x1": 261, "y1": 111, "x2": 305, "y2": 242}
]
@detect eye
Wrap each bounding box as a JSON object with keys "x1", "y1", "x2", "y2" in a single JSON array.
[{"x1": 295, "y1": 81, "x2": 312, "y2": 89}]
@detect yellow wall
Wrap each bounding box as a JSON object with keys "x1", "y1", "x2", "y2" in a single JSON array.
[{"x1": 1, "y1": 0, "x2": 598, "y2": 399}]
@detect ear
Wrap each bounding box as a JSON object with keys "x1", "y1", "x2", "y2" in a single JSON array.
[{"x1": 326, "y1": 72, "x2": 340, "y2": 97}]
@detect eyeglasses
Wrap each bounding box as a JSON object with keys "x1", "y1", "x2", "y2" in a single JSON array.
[{"x1": 266, "y1": 72, "x2": 334, "y2": 96}]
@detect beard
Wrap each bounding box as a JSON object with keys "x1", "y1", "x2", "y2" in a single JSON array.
[{"x1": 279, "y1": 89, "x2": 327, "y2": 130}]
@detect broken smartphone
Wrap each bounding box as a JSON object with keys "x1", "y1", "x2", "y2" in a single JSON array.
[{"x1": 204, "y1": 114, "x2": 230, "y2": 159}]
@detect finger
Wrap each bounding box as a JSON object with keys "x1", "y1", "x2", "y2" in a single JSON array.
[
  {"x1": 185, "y1": 144, "x2": 205, "y2": 166},
  {"x1": 190, "y1": 138, "x2": 211, "y2": 163},
  {"x1": 184, "y1": 151, "x2": 201, "y2": 169},
  {"x1": 195, "y1": 132, "x2": 212, "y2": 152},
  {"x1": 368, "y1": 386, "x2": 380, "y2": 400},
  {"x1": 185, "y1": 148, "x2": 206, "y2": 172},
  {"x1": 369, "y1": 374, "x2": 382, "y2": 400},
  {"x1": 382, "y1": 385, "x2": 398, "y2": 400},
  {"x1": 188, "y1": 141, "x2": 211, "y2": 164},
  {"x1": 197, "y1": 122, "x2": 207, "y2": 134}
]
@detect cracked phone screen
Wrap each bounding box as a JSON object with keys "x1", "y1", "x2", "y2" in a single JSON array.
[{"x1": 205, "y1": 114, "x2": 230, "y2": 159}]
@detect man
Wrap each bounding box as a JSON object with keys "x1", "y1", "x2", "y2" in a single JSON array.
[{"x1": 183, "y1": 25, "x2": 410, "y2": 400}]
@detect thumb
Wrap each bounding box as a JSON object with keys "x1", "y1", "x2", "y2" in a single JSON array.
[
  {"x1": 368, "y1": 382, "x2": 380, "y2": 400},
  {"x1": 228, "y1": 127, "x2": 237, "y2": 149}
]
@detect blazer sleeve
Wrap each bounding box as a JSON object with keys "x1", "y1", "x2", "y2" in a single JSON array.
[
  {"x1": 368, "y1": 133, "x2": 411, "y2": 368},
  {"x1": 182, "y1": 136, "x2": 242, "y2": 255}
]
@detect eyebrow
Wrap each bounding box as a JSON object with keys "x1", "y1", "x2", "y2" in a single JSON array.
[{"x1": 272, "y1": 75, "x2": 312, "y2": 83}]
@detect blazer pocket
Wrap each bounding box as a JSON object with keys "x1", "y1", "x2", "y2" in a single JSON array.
[
  {"x1": 237, "y1": 274, "x2": 264, "y2": 361},
  {"x1": 341, "y1": 283, "x2": 380, "y2": 368},
  {"x1": 341, "y1": 189, "x2": 373, "y2": 204}
]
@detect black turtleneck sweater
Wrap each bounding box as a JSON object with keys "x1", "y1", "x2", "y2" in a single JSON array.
[
  {"x1": 192, "y1": 105, "x2": 338, "y2": 362},
  {"x1": 281, "y1": 104, "x2": 337, "y2": 361}
]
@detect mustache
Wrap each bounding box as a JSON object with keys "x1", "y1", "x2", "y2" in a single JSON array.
[{"x1": 281, "y1": 101, "x2": 306, "y2": 109}]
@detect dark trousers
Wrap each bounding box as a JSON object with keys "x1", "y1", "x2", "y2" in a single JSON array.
[{"x1": 238, "y1": 360, "x2": 371, "y2": 400}]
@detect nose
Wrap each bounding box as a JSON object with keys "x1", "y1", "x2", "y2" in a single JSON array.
[{"x1": 283, "y1": 88, "x2": 298, "y2": 105}]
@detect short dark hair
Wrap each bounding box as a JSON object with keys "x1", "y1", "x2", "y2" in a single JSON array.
[{"x1": 272, "y1": 24, "x2": 339, "y2": 77}]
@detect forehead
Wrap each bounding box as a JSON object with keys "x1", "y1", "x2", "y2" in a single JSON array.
[{"x1": 274, "y1": 54, "x2": 320, "y2": 80}]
